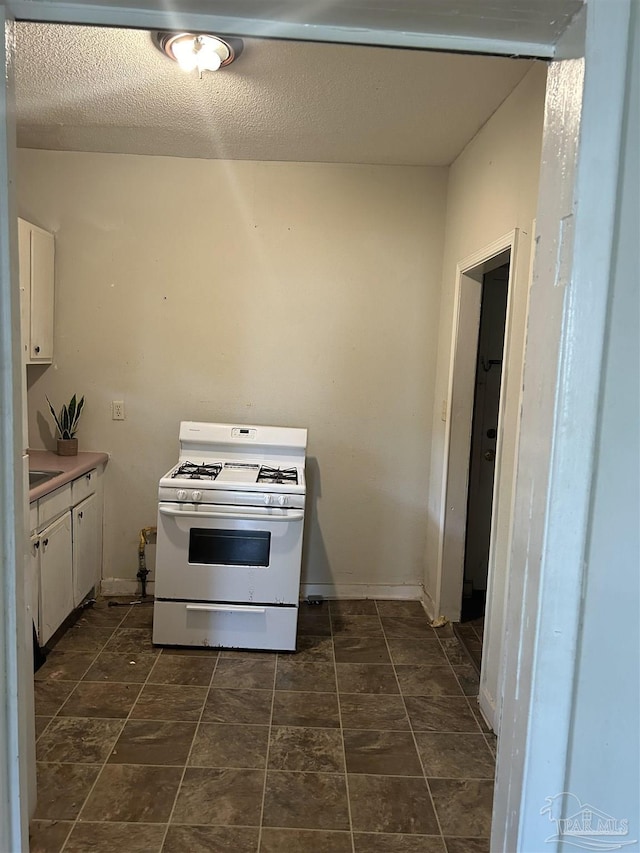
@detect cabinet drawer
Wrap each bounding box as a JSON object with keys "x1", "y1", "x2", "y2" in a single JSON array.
[
  {"x1": 152, "y1": 600, "x2": 299, "y2": 651},
  {"x1": 38, "y1": 483, "x2": 71, "y2": 529},
  {"x1": 29, "y1": 502, "x2": 38, "y2": 533},
  {"x1": 71, "y1": 468, "x2": 97, "y2": 504}
]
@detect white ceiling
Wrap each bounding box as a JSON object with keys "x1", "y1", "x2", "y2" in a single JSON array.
[{"x1": 15, "y1": 23, "x2": 539, "y2": 166}]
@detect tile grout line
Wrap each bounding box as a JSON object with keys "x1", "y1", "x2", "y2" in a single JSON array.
[
  {"x1": 376, "y1": 600, "x2": 447, "y2": 848},
  {"x1": 157, "y1": 647, "x2": 222, "y2": 853},
  {"x1": 328, "y1": 604, "x2": 357, "y2": 853},
  {"x1": 256, "y1": 652, "x2": 278, "y2": 852},
  {"x1": 58, "y1": 607, "x2": 152, "y2": 853},
  {"x1": 435, "y1": 626, "x2": 498, "y2": 776},
  {"x1": 433, "y1": 632, "x2": 487, "y2": 738},
  {"x1": 436, "y1": 628, "x2": 487, "y2": 725},
  {"x1": 33, "y1": 608, "x2": 132, "y2": 747},
  {"x1": 34, "y1": 760, "x2": 491, "y2": 778},
  {"x1": 441, "y1": 637, "x2": 499, "y2": 764},
  {"x1": 46, "y1": 631, "x2": 124, "y2": 725},
  {"x1": 482, "y1": 727, "x2": 498, "y2": 759},
  {"x1": 33, "y1": 646, "x2": 108, "y2": 853},
  {"x1": 435, "y1": 624, "x2": 497, "y2": 845}
]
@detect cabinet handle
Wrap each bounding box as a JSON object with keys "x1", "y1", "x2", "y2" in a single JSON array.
[
  {"x1": 86, "y1": 474, "x2": 92, "y2": 481},
  {"x1": 78, "y1": 511, "x2": 83, "y2": 519},
  {"x1": 34, "y1": 541, "x2": 40, "y2": 550},
  {"x1": 34, "y1": 345, "x2": 40, "y2": 353},
  {"x1": 43, "y1": 538, "x2": 49, "y2": 547}
]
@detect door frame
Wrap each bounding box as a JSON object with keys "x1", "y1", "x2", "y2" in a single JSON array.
[
  {"x1": 493, "y1": 4, "x2": 632, "y2": 849},
  {"x1": 0, "y1": 2, "x2": 632, "y2": 851},
  {"x1": 437, "y1": 231, "x2": 517, "y2": 623},
  {"x1": 437, "y1": 230, "x2": 523, "y2": 735}
]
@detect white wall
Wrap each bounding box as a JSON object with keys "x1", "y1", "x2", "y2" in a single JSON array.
[
  {"x1": 18, "y1": 150, "x2": 447, "y2": 595},
  {"x1": 564, "y1": 0, "x2": 639, "y2": 833},
  {"x1": 424, "y1": 63, "x2": 547, "y2": 616}
]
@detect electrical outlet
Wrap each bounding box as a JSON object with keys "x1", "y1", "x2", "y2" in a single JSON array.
[{"x1": 111, "y1": 400, "x2": 125, "y2": 420}]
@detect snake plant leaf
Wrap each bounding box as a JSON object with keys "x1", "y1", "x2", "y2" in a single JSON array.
[
  {"x1": 46, "y1": 396, "x2": 63, "y2": 436},
  {"x1": 68, "y1": 394, "x2": 76, "y2": 427},
  {"x1": 61, "y1": 405, "x2": 70, "y2": 437},
  {"x1": 72, "y1": 396, "x2": 85, "y2": 433}
]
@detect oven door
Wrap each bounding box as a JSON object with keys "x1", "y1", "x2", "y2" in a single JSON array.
[{"x1": 155, "y1": 502, "x2": 304, "y2": 604}]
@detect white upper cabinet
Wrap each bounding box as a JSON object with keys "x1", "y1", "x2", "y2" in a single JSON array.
[{"x1": 18, "y1": 217, "x2": 55, "y2": 364}]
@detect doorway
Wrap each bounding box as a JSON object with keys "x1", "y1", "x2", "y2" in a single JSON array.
[
  {"x1": 457, "y1": 262, "x2": 509, "y2": 670},
  {"x1": 438, "y1": 231, "x2": 521, "y2": 733}
]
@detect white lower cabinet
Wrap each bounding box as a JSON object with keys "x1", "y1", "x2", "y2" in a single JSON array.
[
  {"x1": 30, "y1": 466, "x2": 103, "y2": 646},
  {"x1": 28, "y1": 533, "x2": 41, "y2": 640},
  {"x1": 72, "y1": 492, "x2": 99, "y2": 607},
  {"x1": 39, "y1": 511, "x2": 74, "y2": 646}
]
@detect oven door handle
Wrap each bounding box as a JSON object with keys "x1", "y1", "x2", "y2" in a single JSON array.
[
  {"x1": 186, "y1": 604, "x2": 266, "y2": 614},
  {"x1": 158, "y1": 505, "x2": 304, "y2": 522}
]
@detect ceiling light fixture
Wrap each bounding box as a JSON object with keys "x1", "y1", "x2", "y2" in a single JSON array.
[{"x1": 153, "y1": 32, "x2": 243, "y2": 77}]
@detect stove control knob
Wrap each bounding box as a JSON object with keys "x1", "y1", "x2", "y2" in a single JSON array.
[
  {"x1": 176, "y1": 489, "x2": 187, "y2": 501},
  {"x1": 264, "y1": 494, "x2": 273, "y2": 505},
  {"x1": 191, "y1": 490, "x2": 202, "y2": 502},
  {"x1": 277, "y1": 495, "x2": 288, "y2": 506}
]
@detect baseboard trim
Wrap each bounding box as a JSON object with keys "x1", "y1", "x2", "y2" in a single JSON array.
[
  {"x1": 421, "y1": 586, "x2": 436, "y2": 621},
  {"x1": 100, "y1": 579, "x2": 425, "y2": 603},
  {"x1": 299, "y1": 583, "x2": 424, "y2": 601},
  {"x1": 100, "y1": 578, "x2": 155, "y2": 597},
  {"x1": 478, "y1": 687, "x2": 497, "y2": 734}
]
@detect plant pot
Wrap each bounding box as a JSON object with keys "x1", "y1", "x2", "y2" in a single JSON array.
[{"x1": 57, "y1": 438, "x2": 78, "y2": 457}]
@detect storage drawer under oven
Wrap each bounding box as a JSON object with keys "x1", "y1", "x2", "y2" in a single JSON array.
[{"x1": 152, "y1": 600, "x2": 298, "y2": 651}]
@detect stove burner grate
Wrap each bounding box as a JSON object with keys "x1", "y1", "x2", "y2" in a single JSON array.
[
  {"x1": 172, "y1": 461, "x2": 222, "y2": 480},
  {"x1": 257, "y1": 465, "x2": 298, "y2": 485}
]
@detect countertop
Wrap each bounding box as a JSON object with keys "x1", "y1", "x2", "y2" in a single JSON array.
[{"x1": 28, "y1": 449, "x2": 109, "y2": 502}]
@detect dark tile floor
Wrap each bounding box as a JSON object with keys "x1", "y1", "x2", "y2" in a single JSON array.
[
  {"x1": 452, "y1": 619, "x2": 484, "y2": 673},
  {"x1": 30, "y1": 599, "x2": 496, "y2": 853}
]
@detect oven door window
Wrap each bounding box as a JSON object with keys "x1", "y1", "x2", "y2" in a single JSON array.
[{"x1": 188, "y1": 528, "x2": 271, "y2": 567}]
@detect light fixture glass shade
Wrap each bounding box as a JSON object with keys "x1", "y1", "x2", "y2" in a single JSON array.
[
  {"x1": 171, "y1": 37, "x2": 199, "y2": 72},
  {"x1": 153, "y1": 32, "x2": 243, "y2": 75},
  {"x1": 194, "y1": 39, "x2": 223, "y2": 73}
]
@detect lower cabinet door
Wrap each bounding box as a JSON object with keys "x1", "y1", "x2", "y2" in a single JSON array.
[
  {"x1": 72, "y1": 493, "x2": 99, "y2": 607},
  {"x1": 39, "y1": 511, "x2": 73, "y2": 645},
  {"x1": 28, "y1": 534, "x2": 41, "y2": 642}
]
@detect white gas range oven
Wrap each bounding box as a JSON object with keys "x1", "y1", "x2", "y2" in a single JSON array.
[{"x1": 152, "y1": 421, "x2": 307, "y2": 652}]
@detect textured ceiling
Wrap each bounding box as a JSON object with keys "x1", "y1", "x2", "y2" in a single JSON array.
[{"x1": 15, "y1": 23, "x2": 536, "y2": 166}]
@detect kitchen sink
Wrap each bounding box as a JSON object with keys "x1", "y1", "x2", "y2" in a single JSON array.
[{"x1": 29, "y1": 470, "x2": 63, "y2": 488}]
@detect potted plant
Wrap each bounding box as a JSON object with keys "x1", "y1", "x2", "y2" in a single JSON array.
[{"x1": 46, "y1": 394, "x2": 85, "y2": 456}]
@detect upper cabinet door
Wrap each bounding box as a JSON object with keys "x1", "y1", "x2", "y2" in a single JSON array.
[
  {"x1": 18, "y1": 218, "x2": 31, "y2": 361},
  {"x1": 29, "y1": 225, "x2": 55, "y2": 362},
  {"x1": 18, "y1": 218, "x2": 55, "y2": 365}
]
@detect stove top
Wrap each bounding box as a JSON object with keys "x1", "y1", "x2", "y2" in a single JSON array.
[
  {"x1": 171, "y1": 462, "x2": 222, "y2": 480},
  {"x1": 170, "y1": 461, "x2": 299, "y2": 486},
  {"x1": 159, "y1": 422, "x2": 307, "y2": 500},
  {"x1": 257, "y1": 466, "x2": 298, "y2": 485}
]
